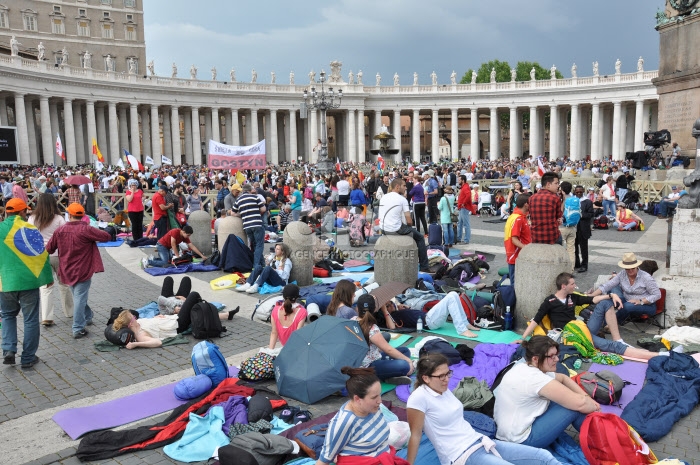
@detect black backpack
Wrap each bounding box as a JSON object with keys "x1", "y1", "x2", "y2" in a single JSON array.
[
  {"x1": 190, "y1": 300, "x2": 227, "y2": 339},
  {"x1": 593, "y1": 215, "x2": 609, "y2": 230},
  {"x1": 419, "y1": 339, "x2": 462, "y2": 366}
]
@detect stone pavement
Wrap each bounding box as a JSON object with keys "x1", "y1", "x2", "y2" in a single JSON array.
[{"x1": 1, "y1": 210, "x2": 697, "y2": 465}]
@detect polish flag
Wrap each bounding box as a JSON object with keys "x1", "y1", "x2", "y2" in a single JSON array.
[
  {"x1": 56, "y1": 133, "x2": 65, "y2": 161},
  {"x1": 537, "y1": 157, "x2": 546, "y2": 177}
]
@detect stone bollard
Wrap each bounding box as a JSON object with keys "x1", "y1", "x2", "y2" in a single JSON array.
[
  {"x1": 283, "y1": 221, "x2": 315, "y2": 287},
  {"x1": 373, "y1": 235, "x2": 418, "y2": 286},
  {"x1": 580, "y1": 169, "x2": 593, "y2": 178},
  {"x1": 188, "y1": 210, "x2": 212, "y2": 256},
  {"x1": 514, "y1": 243, "x2": 571, "y2": 330},
  {"x1": 216, "y1": 215, "x2": 246, "y2": 250}
]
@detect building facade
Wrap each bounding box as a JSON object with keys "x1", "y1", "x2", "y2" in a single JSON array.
[
  {"x1": 0, "y1": 56, "x2": 659, "y2": 167},
  {"x1": 0, "y1": 0, "x2": 145, "y2": 73}
]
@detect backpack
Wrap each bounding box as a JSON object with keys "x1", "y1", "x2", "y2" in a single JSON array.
[
  {"x1": 191, "y1": 340, "x2": 230, "y2": 387},
  {"x1": 563, "y1": 196, "x2": 582, "y2": 227},
  {"x1": 303, "y1": 186, "x2": 313, "y2": 200},
  {"x1": 101, "y1": 225, "x2": 117, "y2": 242},
  {"x1": 172, "y1": 251, "x2": 194, "y2": 267},
  {"x1": 593, "y1": 215, "x2": 609, "y2": 229},
  {"x1": 190, "y1": 300, "x2": 227, "y2": 339},
  {"x1": 574, "y1": 370, "x2": 627, "y2": 405},
  {"x1": 251, "y1": 296, "x2": 283, "y2": 323},
  {"x1": 238, "y1": 352, "x2": 276, "y2": 381},
  {"x1": 419, "y1": 339, "x2": 462, "y2": 365},
  {"x1": 458, "y1": 293, "x2": 478, "y2": 325},
  {"x1": 580, "y1": 412, "x2": 657, "y2": 465}
]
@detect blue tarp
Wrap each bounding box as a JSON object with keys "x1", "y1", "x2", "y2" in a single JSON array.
[{"x1": 144, "y1": 263, "x2": 219, "y2": 276}]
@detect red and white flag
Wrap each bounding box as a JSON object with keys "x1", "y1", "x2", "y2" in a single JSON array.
[
  {"x1": 377, "y1": 155, "x2": 385, "y2": 170},
  {"x1": 56, "y1": 133, "x2": 65, "y2": 161},
  {"x1": 408, "y1": 162, "x2": 415, "y2": 172},
  {"x1": 537, "y1": 157, "x2": 546, "y2": 176},
  {"x1": 336, "y1": 157, "x2": 342, "y2": 173}
]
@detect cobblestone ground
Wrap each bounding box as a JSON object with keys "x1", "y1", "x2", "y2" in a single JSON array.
[{"x1": 3, "y1": 211, "x2": 697, "y2": 465}]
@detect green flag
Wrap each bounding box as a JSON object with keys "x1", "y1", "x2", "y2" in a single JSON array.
[{"x1": 0, "y1": 215, "x2": 53, "y2": 292}]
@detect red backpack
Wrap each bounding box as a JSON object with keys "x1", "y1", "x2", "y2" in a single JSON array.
[
  {"x1": 458, "y1": 293, "x2": 478, "y2": 324},
  {"x1": 580, "y1": 412, "x2": 657, "y2": 465}
]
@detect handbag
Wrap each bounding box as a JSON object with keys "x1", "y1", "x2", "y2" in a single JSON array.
[{"x1": 175, "y1": 212, "x2": 187, "y2": 225}]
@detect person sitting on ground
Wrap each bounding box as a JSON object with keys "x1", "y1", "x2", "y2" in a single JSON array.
[
  {"x1": 493, "y1": 336, "x2": 600, "y2": 449},
  {"x1": 143, "y1": 225, "x2": 207, "y2": 268},
  {"x1": 314, "y1": 366, "x2": 405, "y2": 465},
  {"x1": 406, "y1": 353, "x2": 560, "y2": 465},
  {"x1": 236, "y1": 243, "x2": 292, "y2": 294},
  {"x1": 276, "y1": 204, "x2": 292, "y2": 231},
  {"x1": 518, "y1": 272, "x2": 660, "y2": 359},
  {"x1": 268, "y1": 284, "x2": 307, "y2": 349},
  {"x1": 657, "y1": 185, "x2": 687, "y2": 219},
  {"x1": 326, "y1": 279, "x2": 359, "y2": 319},
  {"x1": 613, "y1": 202, "x2": 643, "y2": 231},
  {"x1": 348, "y1": 207, "x2": 367, "y2": 246},
  {"x1": 589, "y1": 252, "x2": 662, "y2": 326},
  {"x1": 353, "y1": 294, "x2": 414, "y2": 385}
]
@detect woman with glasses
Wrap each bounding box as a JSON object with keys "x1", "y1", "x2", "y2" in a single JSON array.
[
  {"x1": 406, "y1": 353, "x2": 560, "y2": 465},
  {"x1": 493, "y1": 336, "x2": 600, "y2": 449}
]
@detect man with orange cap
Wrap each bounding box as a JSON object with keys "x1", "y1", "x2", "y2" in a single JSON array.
[
  {"x1": 46, "y1": 203, "x2": 111, "y2": 339},
  {"x1": 0, "y1": 198, "x2": 53, "y2": 368}
]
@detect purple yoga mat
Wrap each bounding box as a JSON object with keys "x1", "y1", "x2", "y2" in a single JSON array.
[
  {"x1": 588, "y1": 361, "x2": 647, "y2": 415},
  {"x1": 52, "y1": 366, "x2": 240, "y2": 439}
]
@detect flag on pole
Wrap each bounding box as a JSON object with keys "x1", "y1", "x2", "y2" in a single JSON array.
[
  {"x1": 537, "y1": 157, "x2": 546, "y2": 177},
  {"x1": 161, "y1": 155, "x2": 172, "y2": 165},
  {"x1": 95, "y1": 159, "x2": 104, "y2": 171},
  {"x1": 116, "y1": 158, "x2": 125, "y2": 169},
  {"x1": 124, "y1": 149, "x2": 145, "y2": 171},
  {"x1": 145, "y1": 155, "x2": 154, "y2": 165},
  {"x1": 408, "y1": 162, "x2": 414, "y2": 172},
  {"x1": 92, "y1": 138, "x2": 104, "y2": 163},
  {"x1": 56, "y1": 133, "x2": 65, "y2": 161},
  {"x1": 336, "y1": 157, "x2": 342, "y2": 173},
  {"x1": 377, "y1": 155, "x2": 385, "y2": 171}
]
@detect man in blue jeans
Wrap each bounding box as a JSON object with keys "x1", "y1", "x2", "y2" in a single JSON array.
[
  {"x1": 456, "y1": 175, "x2": 472, "y2": 244},
  {"x1": 0, "y1": 199, "x2": 53, "y2": 369},
  {"x1": 47, "y1": 203, "x2": 111, "y2": 339},
  {"x1": 144, "y1": 225, "x2": 207, "y2": 268},
  {"x1": 231, "y1": 183, "x2": 266, "y2": 272}
]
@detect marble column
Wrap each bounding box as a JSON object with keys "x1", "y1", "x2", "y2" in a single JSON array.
[
  {"x1": 118, "y1": 106, "x2": 129, "y2": 154},
  {"x1": 357, "y1": 109, "x2": 365, "y2": 163},
  {"x1": 61, "y1": 98, "x2": 76, "y2": 166},
  {"x1": 599, "y1": 107, "x2": 607, "y2": 158},
  {"x1": 85, "y1": 100, "x2": 97, "y2": 163},
  {"x1": 162, "y1": 108, "x2": 172, "y2": 158},
  {"x1": 0, "y1": 97, "x2": 7, "y2": 126},
  {"x1": 642, "y1": 103, "x2": 651, "y2": 132},
  {"x1": 529, "y1": 106, "x2": 538, "y2": 157},
  {"x1": 191, "y1": 107, "x2": 201, "y2": 165},
  {"x1": 431, "y1": 109, "x2": 439, "y2": 163},
  {"x1": 625, "y1": 105, "x2": 635, "y2": 153},
  {"x1": 590, "y1": 103, "x2": 600, "y2": 161},
  {"x1": 150, "y1": 105, "x2": 160, "y2": 160},
  {"x1": 611, "y1": 101, "x2": 621, "y2": 160},
  {"x1": 470, "y1": 108, "x2": 479, "y2": 160},
  {"x1": 171, "y1": 106, "x2": 181, "y2": 164},
  {"x1": 634, "y1": 101, "x2": 645, "y2": 152},
  {"x1": 96, "y1": 104, "x2": 107, "y2": 161},
  {"x1": 73, "y1": 101, "x2": 86, "y2": 164},
  {"x1": 14, "y1": 94, "x2": 30, "y2": 165},
  {"x1": 129, "y1": 103, "x2": 140, "y2": 159},
  {"x1": 25, "y1": 100, "x2": 38, "y2": 165},
  {"x1": 347, "y1": 109, "x2": 357, "y2": 163},
  {"x1": 107, "y1": 101, "x2": 119, "y2": 164},
  {"x1": 489, "y1": 107, "x2": 499, "y2": 160},
  {"x1": 231, "y1": 109, "x2": 240, "y2": 145},
  {"x1": 277, "y1": 113, "x2": 286, "y2": 162},
  {"x1": 308, "y1": 109, "x2": 317, "y2": 160},
  {"x1": 393, "y1": 110, "x2": 401, "y2": 162},
  {"x1": 619, "y1": 104, "x2": 628, "y2": 157},
  {"x1": 580, "y1": 107, "x2": 590, "y2": 158},
  {"x1": 140, "y1": 107, "x2": 151, "y2": 159},
  {"x1": 374, "y1": 110, "x2": 382, "y2": 150},
  {"x1": 224, "y1": 110, "x2": 233, "y2": 145},
  {"x1": 250, "y1": 108, "x2": 259, "y2": 144},
  {"x1": 204, "y1": 110, "x2": 212, "y2": 145},
  {"x1": 538, "y1": 110, "x2": 546, "y2": 157},
  {"x1": 183, "y1": 109, "x2": 192, "y2": 165},
  {"x1": 570, "y1": 104, "x2": 580, "y2": 160},
  {"x1": 411, "y1": 109, "x2": 420, "y2": 161},
  {"x1": 269, "y1": 109, "x2": 278, "y2": 164},
  {"x1": 549, "y1": 105, "x2": 559, "y2": 160},
  {"x1": 509, "y1": 106, "x2": 518, "y2": 160},
  {"x1": 39, "y1": 96, "x2": 53, "y2": 165},
  {"x1": 288, "y1": 109, "x2": 297, "y2": 163},
  {"x1": 211, "y1": 107, "x2": 220, "y2": 142},
  {"x1": 49, "y1": 101, "x2": 60, "y2": 157},
  {"x1": 451, "y1": 108, "x2": 459, "y2": 161},
  {"x1": 649, "y1": 103, "x2": 658, "y2": 131}
]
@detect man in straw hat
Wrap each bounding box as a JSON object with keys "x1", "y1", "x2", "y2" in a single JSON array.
[{"x1": 589, "y1": 252, "x2": 662, "y2": 327}]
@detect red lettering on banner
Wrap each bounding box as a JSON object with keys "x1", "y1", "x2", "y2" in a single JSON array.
[{"x1": 208, "y1": 154, "x2": 267, "y2": 169}]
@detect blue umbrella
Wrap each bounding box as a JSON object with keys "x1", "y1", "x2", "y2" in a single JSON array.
[{"x1": 274, "y1": 316, "x2": 369, "y2": 404}]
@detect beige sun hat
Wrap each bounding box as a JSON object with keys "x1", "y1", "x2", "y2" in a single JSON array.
[{"x1": 618, "y1": 252, "x2": 642, "y2": 269}]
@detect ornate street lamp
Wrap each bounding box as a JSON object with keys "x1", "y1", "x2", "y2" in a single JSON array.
[{"x1": 302, "y1": 70, "x2": 342, "y2": 173}]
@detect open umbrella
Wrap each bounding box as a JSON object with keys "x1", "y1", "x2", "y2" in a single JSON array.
[
  {"x1": 63, "y1": 174, "x2": 92, "y2": 186},
  {"x1": 274, "y1": 316, "x2": 369, "y2": 404}
]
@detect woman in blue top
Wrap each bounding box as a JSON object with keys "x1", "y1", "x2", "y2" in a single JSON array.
[
  {"x1": 408, "y1": 181, "x2": 427, "y2": 235},
  {"x1": 349, "y1": 180, "x2": 368, "y2": 208}
]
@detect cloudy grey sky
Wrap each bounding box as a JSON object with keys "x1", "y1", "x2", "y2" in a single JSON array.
[{"x1": 144, "y1": 0, "x2": 662, "y2": 84}]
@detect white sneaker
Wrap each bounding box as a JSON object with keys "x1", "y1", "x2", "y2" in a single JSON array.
[
  {"x1": 246, "y1": 283, "x2": 259, "y2": 294},
  {"x1": 236, "y1": 283, "x2": 251, "y2": 292},
  {"x1": 141, "y1": 257, "x2": 149, "y2": 269},
  {"x1": 615, "y1": 339, "x2": 632, "y2": 348}
]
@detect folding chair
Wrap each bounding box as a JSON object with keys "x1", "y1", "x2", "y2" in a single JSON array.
[{"x1": 629, "y1": 288, "x2": 666, "y2": 332}]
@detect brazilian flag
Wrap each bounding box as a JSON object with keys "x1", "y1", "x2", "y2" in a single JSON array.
[{"x1": 0, "y1": 215, "x2": 53, "y2": 292}]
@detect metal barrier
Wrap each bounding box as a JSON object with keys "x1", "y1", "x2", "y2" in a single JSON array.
[{"x1": 92, "y1": 192, "x2": 219, "y2": 222}]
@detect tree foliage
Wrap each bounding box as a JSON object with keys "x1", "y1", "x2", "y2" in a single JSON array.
[{"x1": 460, "y1": 60, "x2": 563, "y2": 84}]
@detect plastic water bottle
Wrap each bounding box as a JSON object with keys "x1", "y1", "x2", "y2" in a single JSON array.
[
  {"x1": 504, "y1": 306, "x2": 513, "y2": 331},
  {"x1": 416, "y1": 317, "x2": 423, "y2": 334}
]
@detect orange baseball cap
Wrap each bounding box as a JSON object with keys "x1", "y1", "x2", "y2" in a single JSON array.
[
  {"x1": 5, "y1": 198, "x2": 28, "y2": 212},
  {"x1": 67, "y1": 203, "x2": 85, "y2": 217}
]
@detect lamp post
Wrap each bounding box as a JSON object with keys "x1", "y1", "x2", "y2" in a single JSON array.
[{"x1": 302, "y1": 70, "x2": 342, "y2": 173}]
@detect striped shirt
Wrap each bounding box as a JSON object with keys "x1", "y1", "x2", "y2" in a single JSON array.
[
  {"x1": 319, "y1": 402, "x2": 390, "y2": 463},
  {"x1": 599, "y1": 269, "x2": 661, "y2": 304},
  {"x1": 231, "y1": 193, "x2": 264, "y2": 229}
]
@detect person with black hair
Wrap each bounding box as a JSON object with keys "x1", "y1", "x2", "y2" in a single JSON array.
[
  {"x1": 558, "y1": 181, "x2": 577, "y2": 271},
  {"x1": 143, "y1": 225, "x2": 207, "y2": 268},
  {"x1": 315, "y1": 366, "x2": 404, "y2": 465},
  {"x1": 268, "y1": 284, "x2": 307, "y2": 349},
  {"x1": 493, "y1": 336, "x2": 599, "y2": 448},
  {"x1": 528, "y1": 172, "x2": 562, "y2": 245},
  {"x1": 407, "y1": 353, "x2": 560, "y2": 465}
]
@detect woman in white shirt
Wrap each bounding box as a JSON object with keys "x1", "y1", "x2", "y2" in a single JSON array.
[
  {"x1": 28, "y1": 193, "x2": 74, "y2": 326},
  {"x1": 493, "y1": 336, "x2": 599, "y2": 449},
  {"x1": 406, "y1": 353, "x2": 560, "y2": 465}
]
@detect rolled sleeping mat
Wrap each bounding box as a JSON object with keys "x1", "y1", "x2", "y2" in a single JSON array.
[{"x1": 306, "y1": 303, "x2": 322, "y2": 323}]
